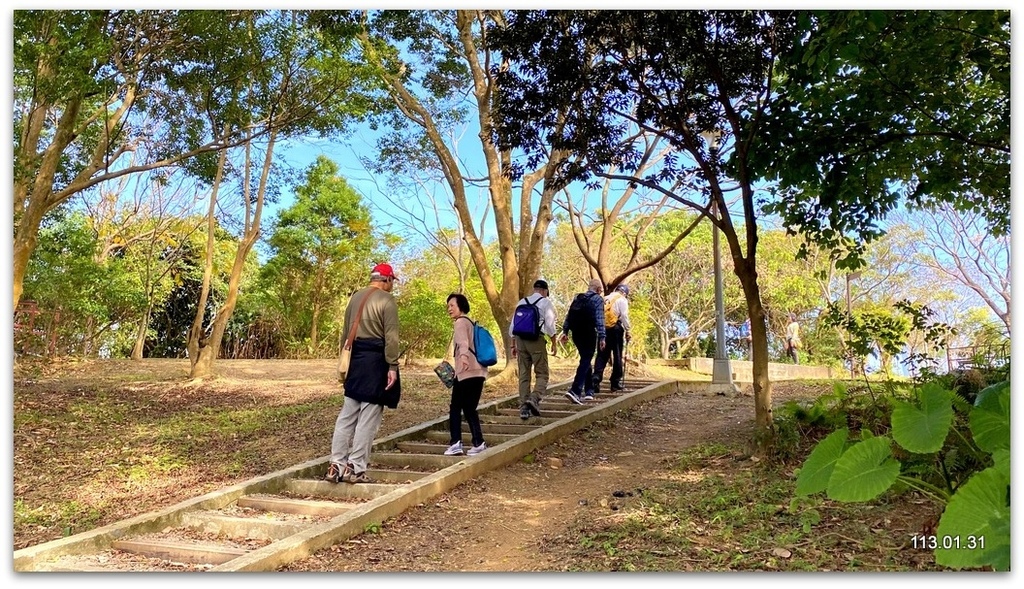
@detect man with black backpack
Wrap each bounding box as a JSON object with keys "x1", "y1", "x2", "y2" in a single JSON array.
[
  {"x1": 509, "y1": 279, "x2": 558, "y2": 420},
  {"x1": 560, "y1": 278, "x2": 607, "y2": 404}
]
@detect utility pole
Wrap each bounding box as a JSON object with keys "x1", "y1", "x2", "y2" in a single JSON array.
[{"x1": 701, "y1": 129, "x2": 738, "y2": 394}]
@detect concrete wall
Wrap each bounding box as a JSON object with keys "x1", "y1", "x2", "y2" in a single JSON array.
[{"x1": 649, "y1": 357, "x2": 834, "y2": 382}]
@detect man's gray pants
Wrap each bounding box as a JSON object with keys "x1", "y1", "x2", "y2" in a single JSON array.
[{"x1": 330, "y1": 396, "x2": 384, "y2": 474}]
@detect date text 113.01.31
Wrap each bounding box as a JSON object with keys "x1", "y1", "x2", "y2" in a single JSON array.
[{"x1": 911, "y1": 535, "x2": 985, "y2": 550}]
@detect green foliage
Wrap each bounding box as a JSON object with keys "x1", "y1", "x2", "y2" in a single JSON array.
[
  {"x1": 260, "y1": 156, "x2": 378, "y2": 355},
  {"x1": 890, "y1": 383, "x2": 953, "y2": 454},
  {"x1": 758, "y1": 10, "x2": 1010, "y2": 267},
  {"x1": 969, "y1": 381, "x2": 1010, "y2": 455},
  {"x1": 562, "y1": 440, "x2": 923, "y2": 571},
  {"x1": 822, "y1": 299, "x2": 955, "y2": 377},
  {"x1": 21, "y1": 211, "x2": 150, "y2": 356},
  {"x1": 396, "y1": 279, "x2": 454, "y2": 360},
  {"x1": 793, "y1": 428, "x2": 847, "y2": 496},
  {"x1": 826, "y1": 436, "x2": 901, "y2": 502},
  {"x1": 795, "y1": 379, "x2": 1010, "y2": 570},
  {"x1": 933, "y1": 452, "x2": 1010, "y2": 570}
]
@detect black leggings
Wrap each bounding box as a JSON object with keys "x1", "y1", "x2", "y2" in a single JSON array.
[
  {"x1": 787, "y1": 338, "x2": 799, "y2": 364},
  {"x1": 449, "y1": 376, "x2": 485, "y2": 447}
]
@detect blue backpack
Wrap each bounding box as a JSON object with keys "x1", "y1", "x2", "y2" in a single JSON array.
[
  {"x1": 511, "y1": 296, "x2": 543, "y2": 340},
  {"x1": 466, "y1": 319, "x2": 498, "y2": 367}
]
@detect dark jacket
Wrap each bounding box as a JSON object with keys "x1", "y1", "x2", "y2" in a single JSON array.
[
  {"x1": 343, "y1": 338, "x2": 401, "y2": 408},
  {"x1": 562, "y1": 290, "x2": 606, "y2": 342}
]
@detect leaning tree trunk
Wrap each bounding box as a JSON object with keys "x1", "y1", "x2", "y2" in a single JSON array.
[
  {"x1": 131, "y1": 304, "x2": 154, "y2": 360},
  {"x1": 189, "y1": 127, "x2": 273, "y2": 379}
]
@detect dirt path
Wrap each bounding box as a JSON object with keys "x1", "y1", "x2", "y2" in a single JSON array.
[{"x1": 283, "y1": 387, "x2": 765, "y2": 572}]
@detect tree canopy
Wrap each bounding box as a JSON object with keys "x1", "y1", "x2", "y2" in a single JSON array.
[{"x1": 755, "y1": 10, "x2": 1010, "y2": 264}]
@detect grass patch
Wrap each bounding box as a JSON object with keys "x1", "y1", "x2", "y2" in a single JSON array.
[
  {"x1": 560, "y1": 443, "x2": 939, "y2": 572},
  {"x1": 14, "y1": 498, "x2": 102, "y2": 538},
  {"x1": 150, "y1": 395, "x2": 343, "y2": 444}
]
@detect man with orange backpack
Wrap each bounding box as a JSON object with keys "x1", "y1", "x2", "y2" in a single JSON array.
[{"x1": 593, "y1": 283, "x2": 631, "y2": 395}]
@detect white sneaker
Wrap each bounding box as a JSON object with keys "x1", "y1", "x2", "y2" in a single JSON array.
[
  {"x1": 565, "y1": 390, "x2": 584, "y2": 405},
  {"x1": 467, "y1": 442, "x2": 487, "y2": 456},
  {"x1": 444, "y1": 441, "x2": 464, "y2": 456}
]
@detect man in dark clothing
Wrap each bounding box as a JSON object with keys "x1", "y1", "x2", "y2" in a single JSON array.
[
  {"x1": 325, "y1": 263, "x2": 401, "y2": 485},
  {"x1": 559, "y1": 278, "x2": 606, "y2": 405}
]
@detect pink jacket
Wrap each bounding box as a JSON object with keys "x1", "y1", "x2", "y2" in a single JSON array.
[{"x1": 453, "y1": 316, "x2": 489, "y2": 381}]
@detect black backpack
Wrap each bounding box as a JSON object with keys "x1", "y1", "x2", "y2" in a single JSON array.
[{"x1": 565, "y1": 293, "x2": 594, "y2": 333}]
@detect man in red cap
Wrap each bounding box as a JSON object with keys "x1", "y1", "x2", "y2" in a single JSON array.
[{"x1": 325, "y1": 262, "x2": 401, "y2": 484}]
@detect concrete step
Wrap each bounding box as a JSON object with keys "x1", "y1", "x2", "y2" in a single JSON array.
[
  {"x1": 496, "y1": 408, "x2": 575, "y2": 419},
  {"x1": 396, "y1": 441, "x2": 457, "y2": 455},
  {"x1": 361, "y1": 468, "x2": 433, "y2": 483},
  {"x1": 286, "y1": 479, "x2": 400, "y2": 500},
  {"x1": 111, "y1": 538, "x2": 247, "y2": 565},
  {"x1": 180, "y1": 512, "x2": 310, "y2": 541},
  {"x1": 236, "y1": 495, "x2": 352, "y2": 517},
  {"x1": 479, "y1": 414, "x2": 561, "y2": 426},
  {"x1": 467, "y1": 422, "x2": 540, "y2": 435},
  {"x1": 370, "y1": 451, "x2": 463, "y2": 469},
  {"x1": 422, "y1": 430, "x2": 519, "y2": 445}
]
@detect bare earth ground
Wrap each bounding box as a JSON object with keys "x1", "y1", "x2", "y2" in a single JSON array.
[{"x1": 12, "y1": 358, "x2": 940, "y2": 571}]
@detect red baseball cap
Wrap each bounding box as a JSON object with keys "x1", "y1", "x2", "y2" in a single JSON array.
[{"x1": 371, "y1": 263, "x2": 398, "y2": 281}]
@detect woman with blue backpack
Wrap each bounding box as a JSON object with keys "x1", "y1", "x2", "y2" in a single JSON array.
[{"x1": 443, "y1": 293, "x2": 489, "y2": 456}]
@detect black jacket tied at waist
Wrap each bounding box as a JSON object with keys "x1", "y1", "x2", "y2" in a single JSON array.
[{"x1": 344, "y1": 338, "x2": 401, "y2": 408}]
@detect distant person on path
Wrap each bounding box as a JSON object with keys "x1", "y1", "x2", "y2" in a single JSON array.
[
  {"x1": 785, "y1": 313, "x2": 801, "y2": 364},
  {"x1": 739, "y1": 317, "x2": 752, "y2": 361},
  {"x1": 560, "y1": 278, "x2": 606, "y2": 404},
  {"x1": 593, "y1": 283, "x2": 631, "y2": 394},
  {"x1": 509, "y1": 279, "x2": 558, "y2": 420},
  {"x1": 325, "y1": 263, "x2": 401, "y2": 485},
  {"x1": 443, "y1": 293, "x2": 488, "y2": 457}
]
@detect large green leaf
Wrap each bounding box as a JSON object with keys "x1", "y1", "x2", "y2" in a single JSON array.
[
  {"x1": 969, "y1": 381, "x2": 1010, "y2": 453},
  {"x1": 973, "y1": 380, "x2": 1009, "y2": 410},
  {"x1": 990, "y1": 448, "x2": 1010, "y2": 478},
  {"x1": 795, "y1": 428, "x2": 848, "y2": 496},
  {"x1": 891, "y1": 382, "x2": 953, "y2": 454},
  {"x1": 826, "y1": 436, "x2": 901, "y2": 502},
  {"x1": 934, "y1": 466, "x2": 1010, "y2": 571}
]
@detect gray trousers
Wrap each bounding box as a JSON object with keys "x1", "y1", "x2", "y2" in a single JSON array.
[
  {"x1": 516, "y1": 335, "x2": 549, "y2": 407},
  {"x1": 330, "y1": 396, "x2": 384, "y2": 474}
]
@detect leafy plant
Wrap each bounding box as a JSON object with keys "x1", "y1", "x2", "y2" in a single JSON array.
[{"x1": 794, "y1": 380, "x2": 1010, "y2": 570}]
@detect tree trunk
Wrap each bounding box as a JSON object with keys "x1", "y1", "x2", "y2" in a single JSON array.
[
  {"x1": 12, "y1": 197, "x2": 50, "y2": 312},
  {"x1": 131, "y1": 304, "x2": 153, "y2": 360},
  {"x1": 189, "y1": 128, "x2": 273, "y2": 379},
  {"x1": 187, "y1": 140, "x2": 228, "y2": 375},
  {"x1": 735, "y1": 258, "x2": 774, "y2": 453},
  {"x1": 310, "y1": 302, "x2": 321, "y2": 353}
]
